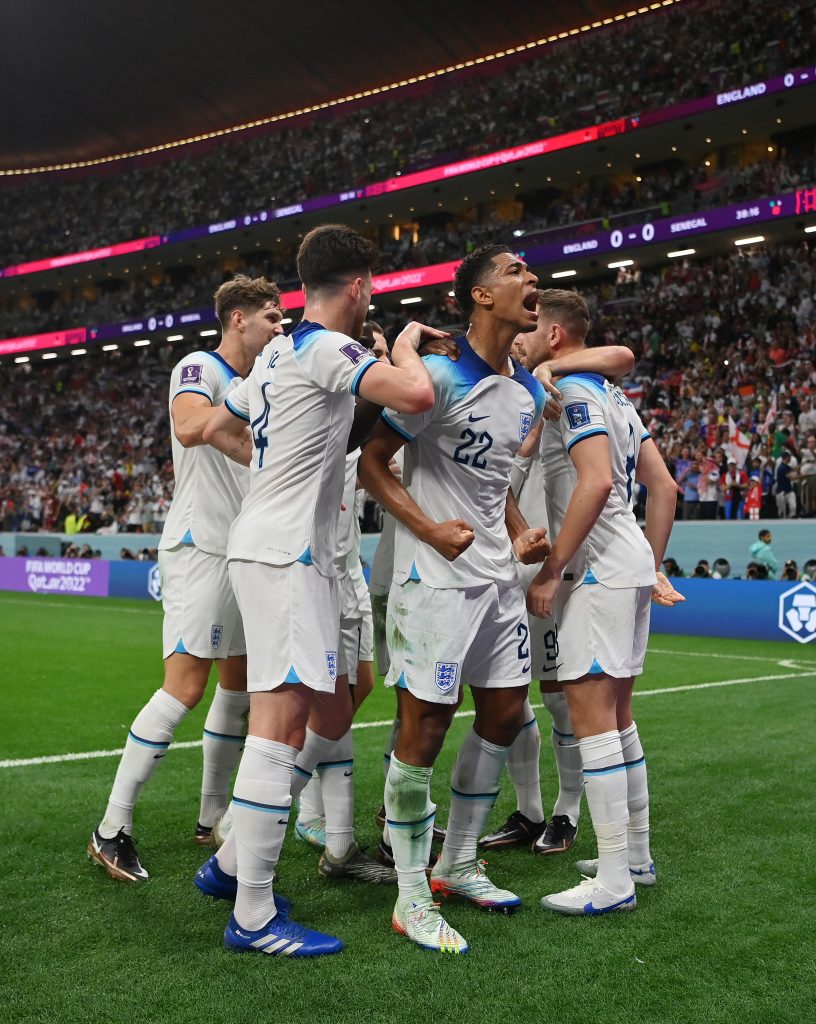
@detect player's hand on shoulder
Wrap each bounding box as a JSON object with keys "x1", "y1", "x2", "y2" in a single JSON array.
[
  {"x1": 534, "y1": 364, "x2": 563, "y2": 421},
  {"x1": 651, "y1": 570, "x2": 686, "y2": 607},
  {"x1": 513, "y1": 527, "x2": 550, "y2": 565},
  {"x1": 429, "y1": 518, "x2": 475, "y2": 561},
  {"x1": 396, "y1": 322, "x2": 454, "y2": 355}
]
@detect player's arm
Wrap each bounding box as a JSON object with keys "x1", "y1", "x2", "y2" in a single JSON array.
[
  {"x1": 358, "y1": 421, "x2": 475, "y2": 561},
  {"x1": 201, "y1": 403, "x2": 253, "y2": 467},
  {"x1": 505, "y1": 486, "x2": 550, "y2": 565},
  {"x1": 171, "y1": 392, "x2": 216, "y2": 448},
  {"x1": 541, "y1": 344, "x2": 635, "y2": 381},
  {"x1": 527, "y1": 434, "x2": 613, "y2": 618},
  {"x1": 635, "y1": 439, "x2": 685, "y2": 606},
  {"x1": 356, "y1": 322, "x2": 438, "y2": 414}
]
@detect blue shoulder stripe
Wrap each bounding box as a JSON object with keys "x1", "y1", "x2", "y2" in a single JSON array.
[
  {"x1": 206, "y1": 350, "x2": 240, "y2": 379},
  {"x1": 291, "y1": 319, "x2": 326, "y2": 353},
  {"x1": 381, "y1": 411, "x2": 414, "y2": 441},
  {"x1": 174, "y1": 387, "x2": 212, "y2": 401},
  {"x1": 225, "y1": 396, "x2": 249, "y2": 421},
  {"x1": 351, "y1": 358, "x2": 377, "y2": 395},
  {"x1": 566, "y1": 427, "x2": 609, "y2": 452},
  {"x1": 558, "y1": 372, "x2": 607, "y2": 397}
]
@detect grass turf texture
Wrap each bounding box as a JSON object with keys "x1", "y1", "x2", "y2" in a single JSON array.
[{"x1": 1, "y1": 591, "x2": 814, "y2": 1024}]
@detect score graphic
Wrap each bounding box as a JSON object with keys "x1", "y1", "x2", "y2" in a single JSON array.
[{"x1": 610, "y1": 222, "x2": 654, "y2": 248}]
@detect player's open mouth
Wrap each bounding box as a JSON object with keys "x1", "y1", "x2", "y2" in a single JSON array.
[{"x1": 522, "y1": 292, "x2": 538, "y2": 314}]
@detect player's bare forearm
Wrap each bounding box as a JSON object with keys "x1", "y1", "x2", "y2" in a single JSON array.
[
  {"x1": 205, "y1": 426, "x2": 253, "y2": 466},
  {"x1": 636, "y1": 440, "x2": 680, "y2": 568},
  {"x1": 347, "y1": 397, "x2": 383, "y2": 453},
  {"x1": 547, "y1": 345, "x2": 634, "y2": 380},
  {"x1": 359, "y1": 423, "x2": 474, "y2": 560},
  {"x1": 505, "y1": 487, "x2": 530, "y2": 542}
]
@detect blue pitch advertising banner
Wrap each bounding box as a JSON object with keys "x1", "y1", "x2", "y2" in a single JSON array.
[
  {"x1": 107, "y1": 560, "x2": 162, "y2": 601},
  {"x1": 650, "y1": 578, "x2": 816, "y2": 645}
]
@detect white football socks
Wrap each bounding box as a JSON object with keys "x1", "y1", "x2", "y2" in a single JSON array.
[
  {"x1": 439, "y1": 728, "x2": 507, "y2": 872},
  {"x1": 199, "y1": 686, "x2": 249, "y2": 828},
  {"x1": 317, "y1": 728, "x2": 355, "y2": 859},
  {"x1": 232, "y1": 736, "x2": 296, "y2": 931},
  {"x1": 620, "y1": 721, "x2": 651, "y2": 865},
  {"x1": 505, "y1": 699, "x2": 544, "y2": 822},
  {"x1": 381, "y1": 717, "x2": 400, "y2": 848},
  {"x1": 578, "y1": 730, "x2": 630, "y2": 896},
  {"x1": 542, "y1": 690, "x2": 583, "y2": 826},
  {"x1": 99, "y1": 688, "x2": 189, "y2": 838},
  {"x1": 290, "y1": 727, "x2": 337, "y2": 801},
  {"x1": 384, "y1": 754, "x2": 435, "y2": 904},
  {"x1": 297, "y1": 775, "x2": 324, "y2": 823}
]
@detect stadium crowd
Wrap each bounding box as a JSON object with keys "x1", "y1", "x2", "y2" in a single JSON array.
[
  {"x1": 3, "y1": 149, "x2": 814, "y2": 341},
  {"x1": 0, "y1": 0, "x2": 813, "y2": 267},
  {"x1": 1, "y1": 241, "x2": 814, "y2": 551}
]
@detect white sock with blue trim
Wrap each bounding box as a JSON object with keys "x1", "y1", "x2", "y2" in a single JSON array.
[
  {"x1": 297, "y1": 775, "x2": 324, "y2": 823},
  {"x1": 199, "y1": 686, "x2": 249, "y2": 828},
  {"x1": 317, "y1": 728, "x2": 355, "y2": 859},
  {"x1": 506, "y1": 699, "x2": 544, "y2": 822},
  {"x1": 232, "y1": 735, "x2": 296, "y2": 931},
  {"x1": 439, "y1": 728, "x2": 507, "y2": 872},
  {"x1": 381, "y1": 718, "x2": 401, "y2": 847},
  {"x1": 543, "y1": 690, "x2": 583, "y2": 825},
  {"x1": 384, "y1": 754, "x2": 435, "y2": 904},
  {"x1": 289, "y1": 728, "x2": 337, "y2": 800},
  {"x1": 620, "y1": 721, "x2": 651, "y2": 864},
  {"x1": 99, "y1": 688, "x2": 188, "y2": 838},
  {"x1": 578, "y1": 730, "x2": 630, "y2": 896}
]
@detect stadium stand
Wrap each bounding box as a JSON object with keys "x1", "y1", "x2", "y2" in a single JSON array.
[{"x1": 0, "y1": 0, "x2": 813, "y2": 266}]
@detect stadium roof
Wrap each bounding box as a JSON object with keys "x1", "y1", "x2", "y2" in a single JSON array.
[{"x1": 4, "y1": 0, "x2": 647, "y2": 171}]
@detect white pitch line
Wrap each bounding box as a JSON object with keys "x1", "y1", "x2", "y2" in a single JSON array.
[
  {"x1": 649, "y1": 647, "x2": 815, "y2": 664},
  {"x1": 0, "y1": 597, "x2": 159, "y2": 614},
  {"x1": 1, "y1": 669, "x2": 813, "y2": 770}
]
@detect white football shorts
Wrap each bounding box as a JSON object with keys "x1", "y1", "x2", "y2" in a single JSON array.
[
  {"x1": 228, "y1": 559, "x2": 346, "y2": 693},
  {"x1": 159, "y1": 544, "x2": 244, "y2": 660},
  {"x1": 554, "y1": 579, "x2": 652, "y2": 681},
  {"x1": 516, "y1": 560, "x2": 559, "y2": 683},
  {"x1": 371, "y1": 591, "x2": 390, "y2": 677},
  {"x1": 384, "y1": 579, "x2": 532, "y2": 705}
]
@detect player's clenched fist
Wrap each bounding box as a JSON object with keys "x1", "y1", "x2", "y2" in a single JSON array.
[
  {"x1": 513, "y1": 527, "x2": 550, "y2": 565},
  {"x1": 429, "y1": 519, "x2": 476, "y2": 561}
]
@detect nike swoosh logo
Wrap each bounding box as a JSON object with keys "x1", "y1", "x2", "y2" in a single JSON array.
[
  {"x1": 521, "y1": 662, "x2": 531, "y2": 672},
  {"x1": 277, "y1": 819, "x2": 288, "y2": 825},
  {"x1": 343, "y1": 769, "x2": 354, "y2": 777},
  {"x1": 411, "y1": 826, "x2": 432, "y2": 840},
  {"x1": 468, "y1": 413, "x2": 490, "y2": 422},
  {"x1": 153, "y1": 753, "x2": 167, "y2": 760}
]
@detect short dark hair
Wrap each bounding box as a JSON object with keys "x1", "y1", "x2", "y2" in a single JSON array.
[
  {"x1": 214, "y1": 275, "x2": 281, "y2": 328},
  {"x1": 453, "y1": 244, "x2": 513, "y2": 318},
  {"x1": 536, "y1": 289, "x2": 590, "y2": 339},
  {"x1": 296, "y1": 224, "x2": 378, "y2": 289},
  {"x1": 759, "y1": 529, "x2": 772, "y2": 540},
  {"x1": 359, "y1": 320, "x2": 384, "y2": 349}
]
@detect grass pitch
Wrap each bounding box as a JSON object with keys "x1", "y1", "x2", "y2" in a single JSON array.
[{"x1": 1, "y1": 592, "x2": 814, "y2": 1024}]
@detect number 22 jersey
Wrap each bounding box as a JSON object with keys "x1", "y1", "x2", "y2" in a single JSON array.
[{"x1": 382, "y1": 336, "x2": 546, "y2": 590}]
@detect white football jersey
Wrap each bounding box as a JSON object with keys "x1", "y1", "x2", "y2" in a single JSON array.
[
  {"x1": 160, "y1": 350, "x2": 248, "y2": 556},
  {"x1": 541, "y1": 372, "x2": 656, "y2": 589},
  {"x1": 224, "y1": 320, "x2": 377, "y2": 576},
  {"x1": 368, "y1": 450, "x2": 403, "y2": 597},
  {"x1": 335, "y1": 450, "x2": 361, "y2": 578},
  {"x1": 382, "y1": 338, "x2": 546, "y2": 589},
  {"x1": 512, "y1": 448, "x2": 549, "y2": 532}
]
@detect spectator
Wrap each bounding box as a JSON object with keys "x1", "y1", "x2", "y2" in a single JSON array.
[
  {"x1": 711, "y1": 558, "x2": 731, "y2": 579},
  {"x1": 721, "y1": 458, "x2": 748, "y2": 520},
  {"x1": 662, "y1": 556, "x2": 685, "y2": 578},
  {"x1": 781, "y1": 559, "x2": 800, "y2": 582},
  {"x1": 775, "y1": 451, "x2": 798, "y2": 519},
  {"x1": 749, "y1": 529, "x2": 779, "y2": 579}
]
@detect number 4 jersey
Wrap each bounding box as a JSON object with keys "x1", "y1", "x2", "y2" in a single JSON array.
[
  {"x1": 223, "y1": 320, "x2": 377, "y2": 575},
  {"x1": 382, "y1": 336, "x2": 546, "y2": 589},
  {"x1": 540, "y1": 372, "x2": 656, "y2": 590}
]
